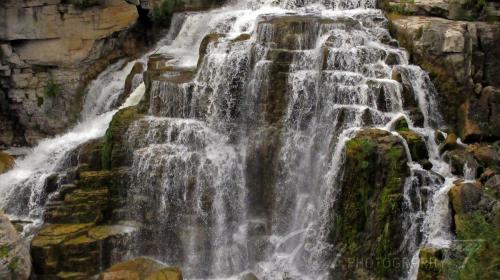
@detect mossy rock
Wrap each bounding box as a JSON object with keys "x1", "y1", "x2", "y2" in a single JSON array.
[
  {"x1": 442, "y1": 180, "x2": 500, "y2": 279},
  {"x1": 100, "y1": 257, "x2": 182, "y2": 280},
  {"x1": 330, "y1": 129, "x2": 410, "y2": 278},
  {"x1": 417, "y1": 247, "x2": 445, "y2": 280},
  {"x1": 102, "y1": 107, "x2": 142, "y2": 170},
  {"x1": 398, "y1": 130, "x2": 430, "y2": 165},
  {"x1": 0, "y1": 151, "x2": 14, "y2": 175}
]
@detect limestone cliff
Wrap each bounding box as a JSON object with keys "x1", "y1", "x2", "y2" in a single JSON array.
[{"x1": 0, "y1": 0, "x2": 141, "y2": 146}]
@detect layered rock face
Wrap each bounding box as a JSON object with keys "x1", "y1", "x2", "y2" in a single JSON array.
[
  {"x1": 384, "y1": 0, "x2": 500, "y2": 142},
  {"x1": 0, "y1": 0, "x2": 140, "y2": 145},
  {"x1": 0, "y1": 211, "x2": 31, "y2": 280},
  {"x1": 380, "y1": 2, "x2": 500, "y2": 279}
]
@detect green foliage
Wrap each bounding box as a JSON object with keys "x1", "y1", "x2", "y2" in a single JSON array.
[
  {"x1": 0, "y1": 245, "x2": 10, "y2": 258},
  {"x1": 67, "y1": 0, "x2": 99, "y2": 8},
  {"x1": 43, "y1": 76, "x2": 61, "y2": 98},
  {"x1": 150, "y1": 0, "x2": 178, "y2": 26}
]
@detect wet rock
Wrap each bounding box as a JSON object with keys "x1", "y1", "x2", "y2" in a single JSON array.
[
  {"x1": 416, "y1": 247, "x2": 445, "y2": 280},
  {"x1": 0, "y1": 211, "x2": 31, "y2": 280},
  {"x1": 198, "y1": 33, "x2": 224, "y2": 67},
  {"x1": 439, "y1": 132, "x2": 458, "y2": 153},
  {"x1": 330, "y1": 129, "x2": 410, "y2": 278},
  {"x1": 31, "y1": 223, "x2": 138, "y2": 278},
  {"x1": 399, "y1": 130, "x2": 430, "y2": 165},
  {"x1": 467, "y1": 143, "x2": 500, "y2": 173},
  {"x1": 444, "y1": 181, "x2": 500, "y2": 279},
  {"x1": 101, "y1": 107, "x2": 142, "y2": 169},
  {"x1": 239, "y1": 272, "x2": 259, "y2": 280},
  {"x1": 443, "y1": 149, "x2": 480, "y2": 178},
  {"x1": 99, "y1": 257, "x2": 182, "y2": 280},
  {"x1": 0, "y1": 151, "x2": 14, "y2": 174}
]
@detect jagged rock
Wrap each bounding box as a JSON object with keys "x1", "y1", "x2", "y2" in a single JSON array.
[
  {"x1": 99, "y1": 257, "x2": 182, "y2": 280},
  {"x1": 329, "y1": 129, "x2": 410, "y2": 278},
  {"x1": 388, "y1": 15, "x2": 500, "y2": 141},
  {"x1": 0, "y1": 151, "x2": 14, "y2": 174},
  {"x1": 31, "y1": 223, "x2": 138, "y2": 278},
  {"x1": 0, "y1": 211, "x2": 31, "y2": 280}
]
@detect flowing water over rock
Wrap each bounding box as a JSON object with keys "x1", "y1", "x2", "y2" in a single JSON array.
[{"x1": 0, "y1": 0, "x2": 460, "y2": 279}]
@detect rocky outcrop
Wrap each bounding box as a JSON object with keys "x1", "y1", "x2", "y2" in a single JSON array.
[
  {"x1": 417, "y1": 179, "x2": 500, "y2": 279},
  {"x1": 29, "y1": 126, "x2": 144, "y2": 279},
  {"x1": 386, "y1": 7, "x2": 500, "y2": 142},
  {"x1": 0, "y1": 211, "x2": 31, "y2": 280},
  {"x1": 98, "y1": 257, "x2": 182, "y2": 280},
  {"x1": 329, "y1": 129, "x2": 410, "y2": 278},
  {"x1": 0, "y1": 0, "x2": 141, "y2": 146}
]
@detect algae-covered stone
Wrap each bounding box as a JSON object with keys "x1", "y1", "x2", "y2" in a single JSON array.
[
  {"x1": 330, "y1": 129, "x2": 410, "y2": 278},
  {"x1": 0, "y1": 211, "x2": 31, "y2": 280},
  {"x1": 102, "y1": 107, "x2": 142, "y2": 169},
  {"x1": 99, "y1": 257, "x2": 182, "y2": 280},
  {"x1": 416, "y1": 247, "x2": 445, "y2": 280}
]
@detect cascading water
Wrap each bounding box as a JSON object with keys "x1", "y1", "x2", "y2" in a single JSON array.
[
  {"x1": 0, "y1": 0, "x2": 461, "y2": 279},
  {"x1": 114, "y1": 1, "x2": 458, "y2": 279},
  {"x1": 0, "y1": 55, "x2": 148, "y2": 226}
]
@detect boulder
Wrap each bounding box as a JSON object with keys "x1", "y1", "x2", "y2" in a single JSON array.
[
  {"x1": 0, "y1": 211, "x2": 31, "y2": 280},
  {"x1": 329, "y1": 129, "x2": 410, "y2": 278}
]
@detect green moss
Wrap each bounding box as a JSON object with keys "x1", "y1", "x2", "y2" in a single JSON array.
[
  {"x1": 0, "y1": 244, "x2": 10, "y2": 258},
  {"x1": 101, "y1": 107, "x2": 140, "y2": 169},
  {"x1": 44, "y1": 76, "x2": 62, "y2": 98},
  {"x1": 8, "y1": 256, "x2": 19, "y2": 271}
]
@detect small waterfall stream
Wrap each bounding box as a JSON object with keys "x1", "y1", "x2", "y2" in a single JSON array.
[{"x1": 0, "y1": 0, "x2": 461, "y2": 279}]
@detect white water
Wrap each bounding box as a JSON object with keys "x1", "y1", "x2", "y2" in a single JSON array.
[
  {"x1": 0, "y1": 0, "x2": 463, "y2": 279},
  {"x1": 0, "y1": 60, "x2": 148, "y2": 221}
]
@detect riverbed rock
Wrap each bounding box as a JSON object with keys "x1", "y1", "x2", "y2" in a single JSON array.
[
  {"x1": 329, "y1": 129, "x2": 410, "y2": 278},
  {"x1": 99, "y1": 257, "x2": 182, "y2": 280},
  {"x1": 0, "y1": 211, "x2": 31, "y2": 280}
]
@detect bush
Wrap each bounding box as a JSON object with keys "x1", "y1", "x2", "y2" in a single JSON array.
[{"x1": 44, "y1": 76, "x2": 62, "y2": 98}]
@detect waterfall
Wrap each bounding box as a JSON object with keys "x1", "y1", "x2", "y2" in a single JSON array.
[
  {"x1": 0, "y1": 0, "x2": 460, "y2": 279},
  {"x1": 0, "y1": 53, "x2": 149, "y2": 225}
]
